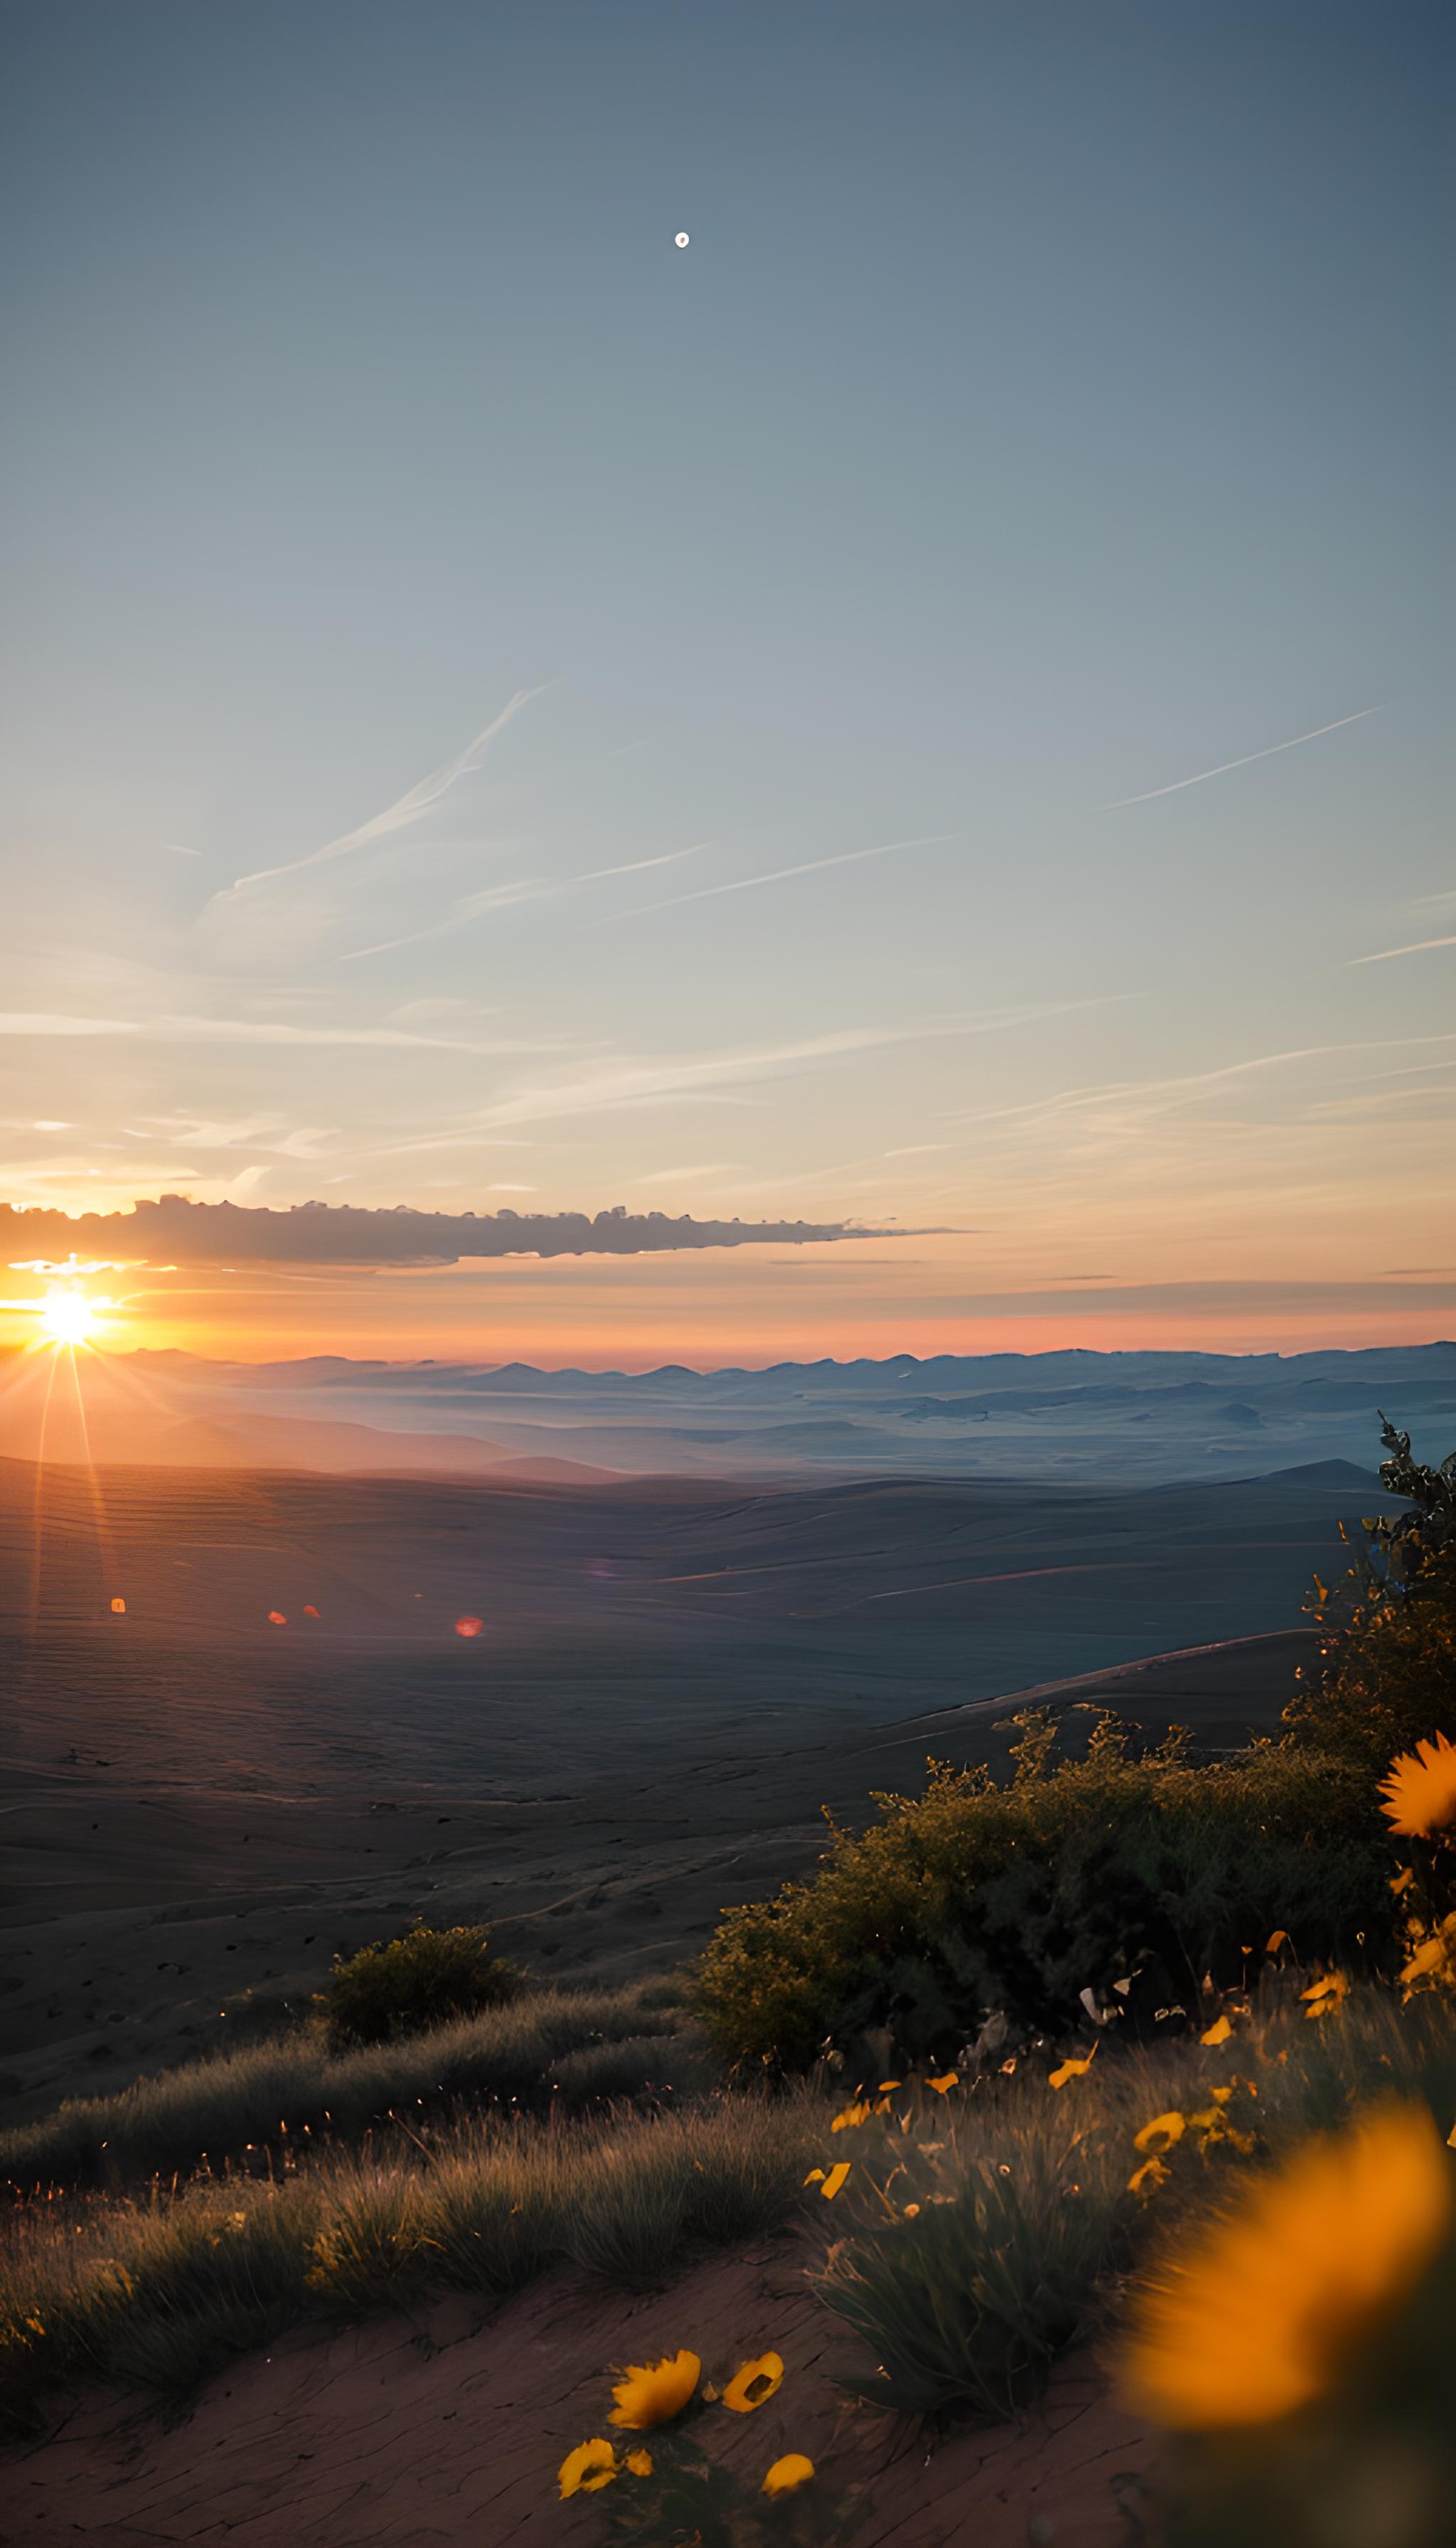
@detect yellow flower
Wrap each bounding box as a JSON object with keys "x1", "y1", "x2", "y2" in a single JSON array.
[
  {"x1": 1134, "y1": 2111, "x2": 1187, "y2": 2158},
  {"x1": 926, "y1": 2072, "x2": 960, "y2": 2094},
  {"x1": 1116, "y1": 2101, "x2": 1452, "y2": 2430},
  {"x1": 722, "y1": 2352, "x2": 784, "y2": 2413},
  {"x1": 1200, "y1": 2015, "x2": 1233, "y2": 2047},
  {"x1": 558, "y1": 2439, "x2": 618, "y2": 2497},
  {"x1": 1128, "y1": 2158, "x2": 1169, "y2": 2198},
  {"x1": 819, "y1": 2160, "x2": 851, "y2": 2199},
  {"x1": 1048, "y1": 2045, "x2": 1098, "y2": 2089},
  {"x1": 762, "y1": 2453, "x2": 815, "y2": 2496},
  {"x1": 830, "y1": 2100, "x2": 872, "y2": 2132},
  {"x1": 1380, "y1": 1732, "x2": 1456, "y2": 1838},
  {"x1": 607, "y1": 2350, "x2": 701, "y2": 2429},
  {"x1": 625, "y1": 2448, "x2": 653, "y2": 2477},
  {"x1": 1300, "y1": 1971, "x2": 1349, "y2": 2021},
  {"x1": 903, "y1": 2200, "x2": 921, "y2": 2217}
]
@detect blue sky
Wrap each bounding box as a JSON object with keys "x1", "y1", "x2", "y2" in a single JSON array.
[{"x1": 1, "y1": 0, "x2": 1450, "y2": 1359}]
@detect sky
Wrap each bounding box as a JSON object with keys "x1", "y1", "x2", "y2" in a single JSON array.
[{"x1": 1, "y1": 0, "x2": 1451, "y2": 1364}]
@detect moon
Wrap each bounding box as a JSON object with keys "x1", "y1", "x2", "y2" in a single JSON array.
[{"x1": 674, "y1": 231, "x2": 690, "y2": 248}]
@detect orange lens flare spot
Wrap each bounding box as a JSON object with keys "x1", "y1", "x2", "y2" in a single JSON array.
[
  {"x1": 304, "y1": 1605, "x2": 319, "y2": 1618},
  {"x1": 109, "y1": 1597, "x2": 127, "y2": 1615},
  {"x1": 454, "y1": 1616, "x2": 483, "y2": 1637},
  {"x1": 267, "y1": 1610, "x2": 287, "y2": 1626}
]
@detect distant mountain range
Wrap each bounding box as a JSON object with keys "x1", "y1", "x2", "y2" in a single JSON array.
[{"x1": 3, "y1": 1339, "x2": 1447, "y2": 1487}]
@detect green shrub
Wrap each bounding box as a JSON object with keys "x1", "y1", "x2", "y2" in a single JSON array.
[
  {"x1": 1285, "y1": 1541, "x2": 1456, "y2": 1773},
  {"x1": 323, "y1": 1922, "x2": 519, "y2": 2048},
  {"x1": 692, "y1": 1715, "x2": 1388, "y2": 2072}
]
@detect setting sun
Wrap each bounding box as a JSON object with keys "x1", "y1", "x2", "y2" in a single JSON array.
[{"x1": 38, "y1": 1289, "x2": 98, "y2": 1349}]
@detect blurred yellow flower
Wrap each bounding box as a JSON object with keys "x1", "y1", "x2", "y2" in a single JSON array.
[
  {"x1": 830, "y1": 2100, "x2": 872, "y2": 2132},
  {"x1": 1134, "y1": 2111, "x2": 1187, "y2": 2157},
  {"x1": 723, "y1": 2352, "x2": 784, "y2": 2413},
  {"x1": 1049, "y1": 2046, "x2": 1097, "y2": 2089},
  {"x1": 558, "y1": 2439, "x2": 618, "y2": 2496},
  {"x1": 903, "y1": 2200, "x2": 921, "y2": 2217},
  {"x1": 762, "y1": 2453, "x2": 815, "y2": 2496},
  {"x1": 820, "y1": 2161, "x2": 851, "y2": 2199},
  {"x1": 625, "y1": 2448, "x2": 653, "y2": 2477},
  {"x1": 1300, "y1": 1971, "x2": 1349, "y2": 2020},
  {"x1": 1380, "y1": 1732, "x2": 1456, "y2": 1838},
  {"x1": 926, "y1": 2072, "x2": 959, "y2": 2094},
  {"x1": 1117, "y1": 2101, "x2": 1452, "y2": 2429},
  {"x1": 1199, "y1": 2014, "x2": 1233, "y2": 2047},
  {"x1": 608, "y1": 2350, "x2": 700, "y2": 2429}
]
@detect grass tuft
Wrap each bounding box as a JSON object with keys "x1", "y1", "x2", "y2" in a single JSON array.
[{"x1": 0, "y1": 1978, "x2": 695, "y2": 2195}]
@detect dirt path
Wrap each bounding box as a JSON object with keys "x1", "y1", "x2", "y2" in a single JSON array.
[{"x1": 2, "y1": 2240, "x2": 1158, "y2": 2547}]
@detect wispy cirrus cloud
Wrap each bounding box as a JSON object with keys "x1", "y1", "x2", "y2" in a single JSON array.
[
  {"x1": 1101, "y1": 706, "x2": 1383, "y2": 810},
  {"x1": 338, "y1": 846, "x2": 705, "y2": 962},
  {"x1": 1349, "y1": 935, "x2": 1456, "y2": 967},
  {"x1": 603, "y1": 833, "x2": 956, "y2": 922},
  {"x1": 209, "y1": 688, "x2": 547, "y2": 903},
  {"x1": 470, "y1": 1002, "x2": 1110, "y2": 1133},
  {"x1": 0, "y1": 1012, "x2": 572, "y2": 1056}
]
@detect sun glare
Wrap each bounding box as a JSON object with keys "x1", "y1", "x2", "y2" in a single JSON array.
[{"x1": 39, "y1": 1289, "x2": 98, "y2": 1349}]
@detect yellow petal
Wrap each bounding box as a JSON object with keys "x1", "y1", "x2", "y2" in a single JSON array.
[
  {"x1": 762, "y1": 2453, "x2": 815, "y2": 2497},
  {"x1": 877, "y1": 2079, "x2": 901, "y2": 2092},
  {"x1": 1134, "y1": 2110, "x2": 1187, "y2": 2157},
  {"x1": 1200, "y1": 2015, "x2": 1233, "y2": 2047},
  {"x1": 607, "y1": 2350, "x2": 701, "y2": 2430},
  {"x1": 558, "y1": 2439, "x2": 618, "y2": 2498},
  {"x1": 1048, "y1": 2045, "x2": 1098, "y2": 2089},
  {"x1": 926, "y1": 2072, "x2": 960, "y2": 2094},
  {"x1": 1265, "y1": 1929, "x2": 1290, "y2": 1954},
  {"x1": 830, "y1": 2100, "x2": 872, "y2": 2132},
  {"x1": 625, "y1": 2448, "x2": 653, "y2": 2477},
  {"x1": 1128, "y1": 2158, "x2": 1169, "y2": 2198},
  {"x1": 820, "y1": 2161, "x2": 851, "y2": 2199},
  {"x1": 722, "y1": 2351, "x2": 785, "y2": 2414}
]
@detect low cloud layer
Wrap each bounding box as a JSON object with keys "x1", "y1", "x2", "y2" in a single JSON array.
[{"x1": 1, "y1": 1196, "x2": 868, "y2": 1268}]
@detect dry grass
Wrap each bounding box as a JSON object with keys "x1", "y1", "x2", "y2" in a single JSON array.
[
  {"x1": 0, "y1": 2087, "x2": 829, "y2": 2433},
  {"x1": 0, "y1": 1975, "x2": 699, "y2": 2195}
]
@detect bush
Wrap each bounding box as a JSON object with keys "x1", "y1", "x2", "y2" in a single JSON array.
[
  {"x1": 692, "y1": 1714, "x2": 1389, "y2": 2072},
  {"x1": 1285, "y1": 1541, "x2": 1456, "y2": 1773},
  {"x1": 323, "y1": 1922, "x2": 519, "y2": 2048}
]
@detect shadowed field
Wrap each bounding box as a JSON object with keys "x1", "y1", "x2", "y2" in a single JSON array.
[{"x1": 0, "y1": 1455, "x2": 1376, "y2": 2119}]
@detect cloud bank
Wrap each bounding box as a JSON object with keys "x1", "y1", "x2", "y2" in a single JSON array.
[{"x1": 1, "y1": 1197, "x2": 872, "y2": 1268}]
